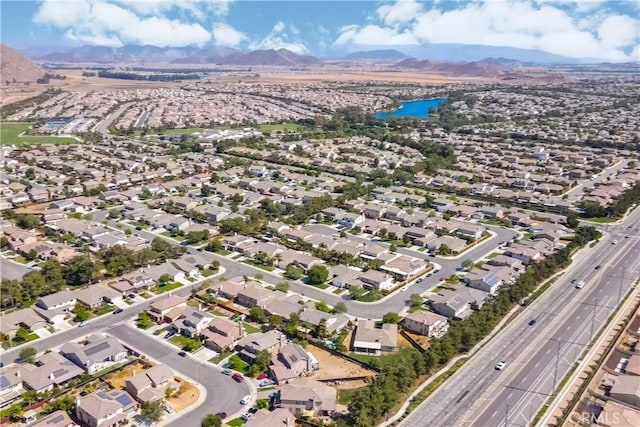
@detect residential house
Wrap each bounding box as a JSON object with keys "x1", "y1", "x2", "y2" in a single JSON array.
[
  {"x1": 464, "y1": 270, "x2": 503, "y2": 294},
  {"x1": 243, "y1": 408, "x2": 295, "y2": 427},
  {"x1": 236, "y1": 330, "x2": 286, "y2": 363},
  {"x1": 430, "y1": 287, "x2": 488, "y2": 319},
  {"x1": 609, "y1": 375, "x2": 640, "y2": 408},
  {"x1": 125, "y1": 364, "x2": 175, "y2": 403},
  {"x1": 0, "y1": 367, "x2": 24, "y2": 408},
  {"x1": 75, "y1": 389, "x2": 137, "y2": 427},
  {"x1": 236, "y1": 286, "x2": 275, "y2": 309},
  {"x1": 21, "y1": 352, "x2": 83, "y2": 393},
  {"x1": 401, "y1": 311, "x2": 450, "y2": 338},
  {"x1": 269, "y1": 343, "x2": 318, "y2": 384},
  {"x1": 358, "y1": 270, "x2": 394, "y2": 291},
  {"x1": 278, "y1": 379, "x2": 337, "y2": 416},
  {"x1": 336, "y1": 212, "x2": 365, "y2": 229},
  {"x1": 381, "y1": 255, "x2": 427, "y2": 281},
  {"x1": 169, "y1": 307, "x2": 213, "y2": 337},
  {"x1": 36, "y1": 290, "x2": 76, "y2": 311},
  {"x1": 202, "y1": 317, "x2": 244, "y2": 352},
  {"x1": 61, "y1": 334, "x2": 128, "y2": 374},
  {"x1": 29, "y1": 410, "x2": 78, "y2": 427},
  {"x1": 299, "y1": 309, "x2": 350, "y2": 333},
  {"x1": 147, "y1": 295, "x2": 187, "y2": 323},
  {"x1": 352, "y1": 320, "x2": 397, "y2": 354}
]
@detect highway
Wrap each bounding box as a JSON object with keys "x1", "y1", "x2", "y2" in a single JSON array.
[{"x1": 399, "y1": 207, "x2": 640, "y2": 427}]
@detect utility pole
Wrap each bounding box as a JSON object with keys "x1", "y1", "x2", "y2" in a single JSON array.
[{"x1": 552, "y1": 340, "x2": 561, "y2": 395}]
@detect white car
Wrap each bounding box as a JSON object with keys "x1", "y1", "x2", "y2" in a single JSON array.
[
  {"x1": 400, "y1": 286, "x2": 408, "y2": 292},
  {"x1": 240, "y1": 395, "x2": 251, "y2": 405},
  {"x1": 241, "y1": 413, "x2": 252, "y2": 421},
  {"x1": 575, "y1": 280, "x2": 585, "y2": 289},
  {"x1": 495, "y1": 361, "x2": 507, "y2": 371},
  {"x1": 612, "y1": 240, "x2": 618, "y2": 245},
  {"x1": 163, "y1": 404, "x2": 174, "y2": 414}
]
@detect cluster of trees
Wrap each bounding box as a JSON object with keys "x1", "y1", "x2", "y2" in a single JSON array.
[
  {"x1": 97, "y1": 71, "x2": 200, "y2": 81},
  {"x1": 344, "y1": 226, "x2": 600, "y2": 426},
  {"x1": 36, "y1": 73, "x2": 66, "y2": 84},
  {"x1": 1, "y1": 88, "x2": 61, "y2": 119},
  {"x1": 0, "y1": 237, "x2": 185, "y2": 309},
  {"x1": 578, "y1": 181, "x2": 640, "y2": 220}
]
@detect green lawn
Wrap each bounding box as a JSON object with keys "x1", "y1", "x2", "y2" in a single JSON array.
[
  {"x1": 1, "y1": 122, "x2": 78, "y2": 145},
  {"x1": 243, "y1": 259, "x2": 275, "y2": 271},
  {"x1": 589, "y1": 217, "x2": 616, "y2": 223},
  {"x1": 157, "y1": 127, "x2": 205, "y2": 135},
  {"x1": 152, "y1": 282, "x2": 183, "y2": 294},
  {"x1": 226, "y1": 418, "x2": 245, "y2": 427},
  {"x1": 259, "y1": 123, "x2": 299, "y2": 132},
  {"x1": 94, "y1": 303, "x2": 116, "y2": 316},
  {"x1": 1, "y1": 332, "x2": 38, "y2": 349},
  {"x1": 209, "y1": 350, "x2": 234, "y2": 364},
  {"x1": 168, "y1": 335, "x2": 192, "y2": 349},
  {"x1": 243, "y1": 322, "x2": 261, "y2": 334},
  {"x1": 201, "y1": 269, "x2": 217, "y2": 277}
]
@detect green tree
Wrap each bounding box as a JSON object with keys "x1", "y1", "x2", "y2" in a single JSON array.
[
  {"x1": 438, "y1": 244, "x2": 452, "y2": 256},
  {"x1": 284, "y1": 264, "x2": 304, "y2": 280},
  {"x1": 73, "y1": 303, "x2": 90, "y2": 321},
  {"x1": 201, "y1": 414, "x2": 223, "y2": 427},
  {"x1": 136, "y1": 312, "x2": 153, "y2": 329},
  {"x1": 316, "y1": 318, "x2": 328, "y2": 338},
  {"x1": 349, "y1": 286, "x2": 366, "y2": 300},
  {"x1": 252, "y1": 349, "x2": 272, "y2": 375},
  {"x1": 461, "y1": 259, "x2": 474, "y2": 271},
  {"x1": 307, "y1": 265, "x2": 329, "y2": 285},
  {"x1": 108, "y1": 209, "x2": 121, "y2": 219},
  {"x1": 141, "y1": 400, "x2": 163, "y2": 422},
  {"x1": 63, "y1": 255, "x2": 95, "y2": 286},
  {"x1": 315, "y1": 300, "x2": 331, "y2": 313},
  {"x1": 16, "y1": 214, "x2": 40, "y2": 229},
  {"x1": 275, "y1": 282, "x2": 290, "y2": 293},
  {"x1": 333, "y1": 302, "x2": 348, "y2": 314},
  {"x1": 227, "y1": 355, "x2": 243, "y2": 371},
  {"x1": 19, "y1": 346, "x2": 37, "y2": 363},
  {"x1": 382, "y1": 312, "x2": 401, "y2": 324},
  {"x1": 249, "y1": 306, "x2": 267, "y2": 323},
  {"x1": 409, "y1": 293, "x2": 423, "y2": 307}
]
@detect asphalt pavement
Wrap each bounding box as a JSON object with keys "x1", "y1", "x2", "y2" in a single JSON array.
[
  {"x1": 399, "y1": 208, "x2": 640, "y2": 427},
  {"x1": 0, "y1": 256, "x2": 33, "y2": 281}
]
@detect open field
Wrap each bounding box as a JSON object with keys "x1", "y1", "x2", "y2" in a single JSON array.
[
  {"x1": 310, "y1": 345, "x2": 377, "y2": 381},
  {"x1": 258, "y1": 70, "x2": 494, "y2": 84},
  {"x1": 1, "y1": 122, "x2": 79, "y2": 145},
  {"x1": 104, "y1": 360, "x2": 150, "y2": 389},
  {"x1": 166, "y1": 378, "x2": 199, "y2": 412}
]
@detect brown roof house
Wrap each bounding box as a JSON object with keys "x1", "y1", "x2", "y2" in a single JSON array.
[
  {"x1": 202, "y1": 317, "x2": 244, "y2": 352},
  {"x1": 243, "y1": 407, "x2": 295, "y2": 427},
  {"x1": 28, "y1": 410, "x2": 78, "y2": 427},
  {"x1": 401, "y1": 311, "x2": 450, "y2": 338},
  {"x1": 352, "y1": 320, "x2": 397, "y2": 355},
  {"x1": 269, "y1": 343, "x2": 319, "y2": 384},
  {"x1": 75, "y1": 389, "x2": 137, "y2": 427},
  {"x1": 147, "y1": 294, "x2": 187, "y2": 323},
  {"x1": 125, "y1": 364, "x2": 176, "y2": 403},
  {"x1": 278, "y1": 379, "x2": 337, "y2": 416}
]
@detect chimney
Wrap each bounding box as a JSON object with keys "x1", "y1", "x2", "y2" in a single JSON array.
[
  {"x1": 49, "y1": 372, "x2": 55, "y2": 380},
  {"x1": 15, "y1": 371, "x2": 20, "y2": 377}
]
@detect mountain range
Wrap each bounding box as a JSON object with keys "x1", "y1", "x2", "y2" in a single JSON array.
[{"x1": 1, "y1": 44, "x2": 45, "y2": 84}]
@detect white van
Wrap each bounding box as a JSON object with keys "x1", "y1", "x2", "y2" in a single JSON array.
[{"x1": 240, "y1": 395, "x2": 251, "y2": 405}]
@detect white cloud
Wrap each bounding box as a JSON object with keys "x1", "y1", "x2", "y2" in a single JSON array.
[
  {"x1": 334, "y1": 0, "x2": 640, "y2": 61},
  {"x1": 212, "y1": 23, "x2": 246, "y2": 47},
  {"x1": 376, "y1": 0, "x2": 422, "y2": 27},
  {"x1": 250, "y1": 21, "x2": 308, "y2": 54},
  {"x1": 335, "y1": 24, "x2": 418, "y2": 46},
  {"x1": 34, "y1": 0, "x2": 211, "y2": 47}
]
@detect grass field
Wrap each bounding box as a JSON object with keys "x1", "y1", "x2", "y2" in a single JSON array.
[
  {"x1": 1, "y1": 122, "x2": 78, "y2": 145},
  {"x1": 259, "y1": 123, "x2": 299, "y2": 132}
]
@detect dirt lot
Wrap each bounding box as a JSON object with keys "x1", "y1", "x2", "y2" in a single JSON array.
[
  {"x1": 105, "y1": 360, "x2": 151, "y2": 389},
  {"x1": 166, "y1": 378, "x2": 199, "y2": 412},
  {"x1": 310, "y1": 345, "x2": 376, "y2": 381}
]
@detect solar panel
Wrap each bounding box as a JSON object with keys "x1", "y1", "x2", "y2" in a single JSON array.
[
  {"x1": 48, "y1": 414, "x2": 64, "y2": 424},
  {"x1": 85, "y1": 341, "x2": 110, "y2": 356},
  {"x1": 0, "y1": 376, "x2": 10, "y2": 388},
  {"x1": 115, "y1": 393, "x2": 133, "y2": 406}
]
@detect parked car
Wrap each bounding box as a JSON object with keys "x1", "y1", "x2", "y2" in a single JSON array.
[
  {"x1": 163, "y1": 331, "x2": 175, "y2": 339},
  {"x1": 163, "y1": 404, "x2": 174, "y2": 414},
  {"x1": 78, "y1": 321, "x2": 88, "y2": 327},
  {"x1": 495, "y1": 361, "x2": 507, "y2": 370},
  {"x1": 240, "y1": 395, "x2": 251, "y2": 405},
  {"x1": 232, "y1": 373, "x2": 244, "y2": 383},
  {"x1": 221, "y1": 369, "x2": 232, "y2": 375},
  {"x1": 215, "y1": 412, "x2": 227, "y2": 419},
  {"x1": 416, "y1": 278, "x2": 423, "y2": 283},
  {"x1": 178, "y1": 351, "x2": 187, "y2": 357},
  {"x1": 113, "y1": 308, "x2": 123, "y2": 315},
  {"x1": 259, "y1": 379, "x2": 275, "y2": 387},
  {"x1": 257, "y1": 373, "x2": 269, "y2": 380},
  {"x1": 240, "y1": 413, "x2": 252, "y2": 421},
  {"x1": 400, "y1": 286, "x2": 408, "y2": 292}
]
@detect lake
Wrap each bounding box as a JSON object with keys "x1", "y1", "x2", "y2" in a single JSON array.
[{"x1": 374, "y1": 98, "x2": 447, "y2": 119}]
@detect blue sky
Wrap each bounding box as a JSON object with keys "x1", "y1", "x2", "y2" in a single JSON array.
[{"x1": 1, "y1": 1, "x2": 639, "y2": 61}]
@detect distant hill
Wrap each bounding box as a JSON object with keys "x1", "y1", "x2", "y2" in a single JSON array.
[
  {"x1": 37, "y1": 44, "x2": 242, "y2": 63},
  {"x1": 343, "y1": 49, "x2": 410, "y2": 62},
  {"x1": 395, "y1": 58, "x2": 506, "y2": 77},
  {"x1": 1, "y1": 43, "x2": 45, "y2": 84}
]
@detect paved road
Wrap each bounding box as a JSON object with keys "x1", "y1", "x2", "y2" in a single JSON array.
[
  {"x1": 93, "y1": 102, "x2": 133, "y2": 135},
  {"x1": 400, "y1": 208, "x2": 640, "y2": 427},
  {"x1": 108, "y1": 324, "x2": 249, "y2": 427},
  {"x1": 0, "y1": 256, "x2": 33, "y2": 281}
]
